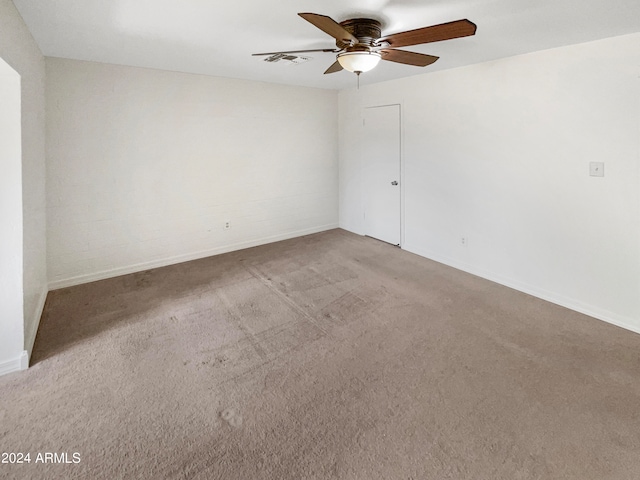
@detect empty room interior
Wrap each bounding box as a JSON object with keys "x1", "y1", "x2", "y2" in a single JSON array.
[{"x1": 1, "y1": 0, "x2": 640, "y2": 478}]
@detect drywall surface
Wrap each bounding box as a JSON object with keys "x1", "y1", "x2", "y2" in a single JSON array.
[
  {"x1": 0, "y1": 0, "x2": 47, "y2": 370},
  {"x1": 0, "y1": 60, "x2": 24, "y2": 374},
  {"x1": 46, "y1": 58, "x2": 338, "y2": 287},
  {"x1": 339, "y1": 33, "x2": 640, "y2": 332}
]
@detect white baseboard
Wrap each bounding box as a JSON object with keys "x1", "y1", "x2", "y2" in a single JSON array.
[
  {"x1": 0, "y1": 351, "x2": 29, "y2": 377},
  {"x1": 403, "y1": 243, "x2": 640, "y2": 337},
  {"x1": 25, "y1": 286, "x2": 48, "y2": 361},
  {"x1": 49, "y1": 224, "x2": 339, "y2": 290}
]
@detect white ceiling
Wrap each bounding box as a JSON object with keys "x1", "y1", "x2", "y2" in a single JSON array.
[{"x1": 13, "y1": 0, "x2": 640, "y2": 90}]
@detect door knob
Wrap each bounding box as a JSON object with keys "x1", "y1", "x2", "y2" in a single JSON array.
[{"x1": 391, "y1": 181, "x2": 398, "y2": 186}]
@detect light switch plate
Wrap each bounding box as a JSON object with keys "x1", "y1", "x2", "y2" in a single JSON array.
[{"x1": 589, "y1": 162, "x2": 604, "y2": 177}]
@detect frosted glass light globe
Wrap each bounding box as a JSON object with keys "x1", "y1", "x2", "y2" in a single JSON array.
[{"x1": 337, "y1": 51, "x2": 382, "y2": 73}]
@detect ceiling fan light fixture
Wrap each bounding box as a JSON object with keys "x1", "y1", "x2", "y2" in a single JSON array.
[
  {"x1": 337, "y1": 51, "x2": 381, "y2": 73},
  {"x1": 255, "y1": 14, "x2": 477, "y2": 78}
]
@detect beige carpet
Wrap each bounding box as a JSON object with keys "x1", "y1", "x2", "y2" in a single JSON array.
[{"x1": 1, "y1": 229, "x2": 639, "y2": 479}]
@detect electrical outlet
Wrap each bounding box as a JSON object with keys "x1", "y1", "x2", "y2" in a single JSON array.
[
  {"x1": 461, "y1": 236, "x2": 467, "y2": 247},
  {"x1": 224, "y1": 221, "x2": 230, "y2": 230}
]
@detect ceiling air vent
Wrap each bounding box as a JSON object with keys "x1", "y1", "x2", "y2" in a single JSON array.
[{"x1": 263, "y1": 54, "x2": 311, "y2": 65}]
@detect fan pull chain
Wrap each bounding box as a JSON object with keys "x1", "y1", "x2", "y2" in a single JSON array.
[{"x1": 356, "y1": 71, "x2": 360, "y2": 89}]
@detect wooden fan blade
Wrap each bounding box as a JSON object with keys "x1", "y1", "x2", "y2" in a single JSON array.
[
  {"x1": 380, "y1": 49, "x2": 439, "y2": 67},
  {"x1": 253, "y1": 48, "x2": 338, "y2": 56},
  {"x1": 380, "y1": 19, "x2": 476, "y2": 49},
  {"x1": 324, "y1": 60, "x2": 343, "y2": 74},
  {"x1": 299, "y1": 13, "x2": 358, "y2": 44}
]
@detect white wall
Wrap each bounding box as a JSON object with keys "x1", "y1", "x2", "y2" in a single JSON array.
[
  {"x1": 46, "y1": 58, "x2": 338, "y2": 287},
  {"x1": 0, "y1": 59, "x2": 25, "y2": 374},
  {"x1": 0, "y1": 0, "x2": 47, "y2": 373},
  {"x1": 339, "y1": 33, "x2": 640, "y2": 333}
]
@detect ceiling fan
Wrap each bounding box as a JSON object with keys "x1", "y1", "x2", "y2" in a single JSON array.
[{"x1": 253, "y1": 13, "x2": 477, "y2": 76}]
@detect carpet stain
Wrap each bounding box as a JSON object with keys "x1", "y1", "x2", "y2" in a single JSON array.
[{"x1": 221, "y1": 408, "x2": 243, "y2": 428}]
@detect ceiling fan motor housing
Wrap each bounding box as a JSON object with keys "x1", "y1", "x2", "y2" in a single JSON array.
[{"x1": 336, "y1": 19, "x2": 382, "y2": 50}]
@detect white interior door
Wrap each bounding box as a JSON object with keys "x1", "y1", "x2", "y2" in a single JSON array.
[{"x1": 363, "y1": 104, "x2": 401, "y2": 245}]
